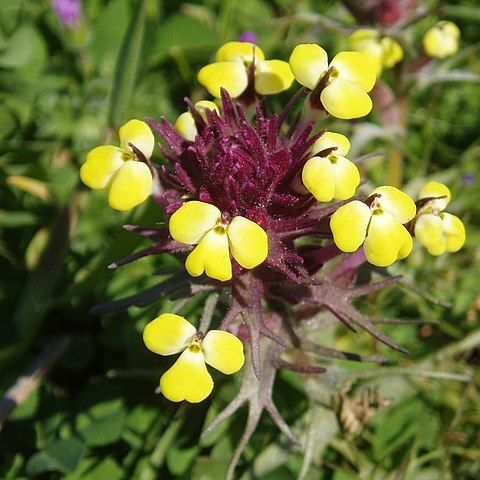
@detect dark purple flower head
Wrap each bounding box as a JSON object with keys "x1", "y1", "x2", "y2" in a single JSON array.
[
  {"x1": 147, "y1": 90, "x2": 332, "y2": 281},
  {"x1": 52, "y1": 0, "x2": 82, "y2": 27}
]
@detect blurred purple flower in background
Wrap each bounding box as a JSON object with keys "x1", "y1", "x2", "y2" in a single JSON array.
[
  {"x1": 237, "y1": 30, "x2": 257, "y2": 44},
  {"x1": 462, "y1": 173, "x2": 476, "y2": 185},
  {"x1": 52, "y1": 0, "x2": 82, "y2": 27}
]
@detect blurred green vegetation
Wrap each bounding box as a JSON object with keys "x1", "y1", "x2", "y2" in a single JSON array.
[{"x1": 1, "y1": 0, "x2": 479, "y2": 478}]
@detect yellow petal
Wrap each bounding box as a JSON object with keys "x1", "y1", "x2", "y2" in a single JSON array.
[
  {"x1": 361, "y1": 46, "x2": 383, "y2": 76},
  {"x1": 442, "y1": 212, "x2": 466, "y2": 253},
  {"x1": 174, "y1": 101, "x2": 219, "y2": 141},
  {"x1": 195, "y1": 100, "x2": 220, "y2": 122},
  {"x1": 108, "y1": 160, "x2": 152, "y2": 211},
  {"x1": 414, "y1": 213, "x2": 446, "y2": 256},
  {"x1": 119, "y1": 119, "x2": 154, "y2": 159},
  {"x1": 143, "y1": 313, "x2": 196, "y2": 355},
  {"x1": 185, "y1": 228, "x2": 232, "y2": 281},
  {"x1": 419, "y1": 181, "x2": 451, "y2": 212},
  {"x1": 397, "y1": 231, "x2": 413, "y2": 259},
  {"x1": 160, "y1": 348, "x2": 213, "y2": 403},
  {"x1": 202, "y1": 330, "x2": 245, "y2": 374},
  {"x1": 372, "y1": 186, "x2": 416, "y2": 224},
  {"x1": 349, "y1": 29, "x2": 379, "y2": 49},
  {"x1": 197, "y1": 62, "x2": 248, "y2": 98},
  {"x1": 255, "y1": 59, "x2": 294, "y2": 95},
  {"x1": 80, "y1": 145, "x2": 125, "y2": 190},
  {"x1": 330, "y1": 155, "x2": 360, "y2": 200},
  {"x1": 364, "y1": 211, "x2": 411, "y2": 266},
  {"x1": 441, "y1": 21, "x2": 461, "y2": 40},
  {"x1": 351, "y1": 42, "x2": 383, "y2": 76},
  {"x1": 169, "y1": 201, "x2": 220, "y2": 245},
  {"x1": 289, "y1": 44, "x2": 329, "y2": 91},
  {"x1": 174, "y1": 112, "x2": 197, "y2": 142},
  {"x1": 312, "y1": 132, "x2": 351, "y2": 156},
  {"x1": 380, "y1": 37, "x2": 403, "y2": 68},
  {"x1": 301, "y1": 156, "x2": 335, "y2": 202},
  {"x1": 330, "y1": 200, "x2": 371, "y2": 252},
  {"x1": 227, "y1": 216, "x2": 268, "y2": 269},
  {"x1": 423, "y1": 28, "x2": 443, "y2": 57},
  {"x1": 330, "y1": 51, "x2": 376, "y2": 92},
  {"x1": 216, "y1": 41, "x2": 265, "y2": 63},
  {"x1": 321, "y1": 79, "x2": 373, "y2": 119}
]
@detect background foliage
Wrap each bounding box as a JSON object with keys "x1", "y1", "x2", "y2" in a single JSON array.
[{"x1": 1, "y1": 0, "x2": 479, "y2": 478}]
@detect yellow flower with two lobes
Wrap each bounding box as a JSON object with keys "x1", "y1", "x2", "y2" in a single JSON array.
[
  {"x1": 423, "y1": 21, "x2": 460, "y2": 59},
  {"x1": 174, "y1": 100, "x2": 219, "y2": 142},
  {"x1": 143, "y1": 313, "x2": 244, "y2": 403},
  {"x1": 80, "y1": 119, "x2": 154, "y2": 211},
  {"x1": 302, "y1": 132, "x2": 359, "y2": 202},
  {"x1": 289, "y1": 44, "x2": 376, "y2": 119},
  {"x1": 330, "y1": 186, "x2": 416, "y2": 267},
  {"x1": 169, "y1": 201, "x2": 269, "y2": 281},
  {"x1": 348, "y1": 29, "x2": 403, "y2": 76},
  {"x1": 414, "y1": 181, "x2": 465, "y2": 256},
  {"x1": 197, "y1": 41, "x2": 294, "y2": 98}
]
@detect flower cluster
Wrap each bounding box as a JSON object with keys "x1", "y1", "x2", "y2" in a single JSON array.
[
  {"x1": 331, "y1": 186, "x2": 415, "y2": 267},
  {"x1": 197, "y1": 41, "x2": 294, "y2": 100},
  {"x1": 411, "y1": 181, "x2": 466, "y2": 255},
  {"x1": 349, "y1": 29, "x2": 403, "y2": 75},
  {"x1": 169, "y1": 200, "x2": 268, "y2": 281},
  {"x1": 143, "y1": 314, "x2": 244, "y2": 403},
  {"x1": 80, "y1": 119, "x2": 154, "y2": 211},
  {"x1": 81, "y1": 37, "x2": 466, "y2": 477},
  {"x1": 423, "y1": 21, "x2": 460, "y2": 59},
  {"x1": 302, "y1": 131, "x2": 359, "y2": 202},
  {"x1": 289, "y1": 44, "x2": 376, "y2": 118}
]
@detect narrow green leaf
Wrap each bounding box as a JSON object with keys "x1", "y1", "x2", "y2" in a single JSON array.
[
  {"x1": 442, "y1": 4, "x2": 480, "y2": 21},
  {"x1": 108, "y1": 0, "x2": 147, "y2": 127},
  {"x1": 0, "y1": 210, "x2": 38, "y2": 228}
]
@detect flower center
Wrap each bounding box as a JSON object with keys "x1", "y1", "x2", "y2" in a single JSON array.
[
  {"x1": 369, "y1": 194, "x2": 383, "y2": 211},
  {"x1": 213, "y1": 223, "x2": 228, "y2": 235},
  {"x1": 329, "y1": 67, "x2": 339, "y2": 80},
  {"x1": 121, "y1": 151, "x2": 135, "y2": 162},
  {"x1": 188, "y1": 331, "x2": 205, "y2": 353}
]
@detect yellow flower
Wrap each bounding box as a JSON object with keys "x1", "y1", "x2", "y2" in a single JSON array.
[
  {"x1": 143, "y1": 313, "x2": 244, "y2": 403},
  {"x1": 302, "y1": 132, "x2": 359, "y2": 202},
  {"x1": 174, "y1": 100, "x2": 220, "y2": 142},
  {"x1": 423, "y1": 21, "x2": 460, "y2": 59},
  {"x1": 414, "y1": 181, "x2": 466, "y2": 255},
  {"x1": 349, "y1": 29, "x2": 403, "y2": 76},
  {"x1": 169, "y1": 200, "x2": 268, "y2": 281},
  {"x1": 80, "y1": 119, "x2": 154, "y2": 211},
  {"x1": 197, "y1": 41, "x2": 294, "y2": 99},
  {"x1": 330, "y1": 186, "x2": 416, "y2": 267},
  {"x1": 288, "y1": 44, "x2": 376, "y2": 119}
]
